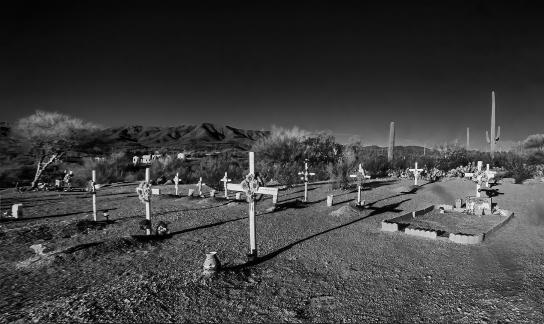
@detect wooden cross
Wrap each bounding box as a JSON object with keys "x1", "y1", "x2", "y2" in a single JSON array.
[
  {"x1": 350, "y1": 163, "x2": 371, "y2": 206},
  {"x1": 91, "y1": 170, "x2": 97, "y2": 221},
  {"x1": 220, "y1": 172, "x2": 231, "y2": 198},
  {"x1": 484, "y1": 164, "x2": 496, "y2": 188},
  {"x1": 298, "y1": 159, "x2": 315, "y2": 202},
  {"x1": 173, "y1": 172, "x2": 180, "y2": 196},
  {"x1": 145, "y1": 168, "x2": 151, "y2": 235},
  {"x1": 226, "y1": 152, "x2": 279, "y2": 260},
  {"x1": 409, "y1": 162, "x2": 423, "y2": 186},
  {"x1": 197, "y1": 177, "x2": 205, "y2": 196}
]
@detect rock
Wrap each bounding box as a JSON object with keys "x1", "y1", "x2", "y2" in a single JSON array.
[{"x1": 30, "y1": 244, "x2": 52, "y2": 255}]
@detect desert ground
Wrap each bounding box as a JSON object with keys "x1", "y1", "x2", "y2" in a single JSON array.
[{"x1": 1, "y1": 177, "x2": 543, "y2": 323}]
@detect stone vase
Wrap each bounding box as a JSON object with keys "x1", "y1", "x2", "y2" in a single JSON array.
[{"x1": 203, "y1": 252, "x2": 221, "y2": 273}]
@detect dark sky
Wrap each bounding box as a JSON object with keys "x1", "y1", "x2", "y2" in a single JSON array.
[{"x1": 1, "y1": 1, "x2": 543, "y2": 148}]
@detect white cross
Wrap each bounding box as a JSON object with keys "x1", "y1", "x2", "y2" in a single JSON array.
[
  {"x1": 91, "y1": 170, "x2": 97, "y2": 221},
  {"x1": 350, "y1": 163, "x2": 371, "y2": 206},
  {"x1": 226, "y1": 151, "x2": 279, "y2": 260},
  {"x1": 197, "y1": 177, "x2": 205, "y2": 196},
  {"x1": 220, "y1": 172, "x2": 231, "y2": 198},
  {"x1": 484, "y1": 164, "x2": 496, "y2": 188},
  {"x1": 145, "y1": 168, "x2": 152, "y2": 235},
  {"x1": 409, "y1": 162, "x2": 424, "y2": 186},
  {"x1": 298, "y1": 159, "x2": 316, "y2": 202},
  {"x1": 173, "y1": 173, "x2": 180, "y2": 196},
  {"x1": 464, "y1": 161, "x2": 484, "y2": 198}
]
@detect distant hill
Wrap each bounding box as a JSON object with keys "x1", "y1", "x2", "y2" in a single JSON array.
[{"x1": 0, "y1": 123, "x2": 270, "y2": 156}]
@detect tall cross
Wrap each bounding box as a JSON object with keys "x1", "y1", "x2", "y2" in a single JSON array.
[
  {"x1": 220, "y1": 172, "x2": 231, "y2": 198},
  {"x1": 350, "y1": 163, "x2": 371, "y2": 206},
  {"x1": 409, "y1": 162, "x2": 423, "y2": 186},
  {"x1": 197, "y1": 177, "x2": 205, "y2": 197},
  {"x1": 145, "y1": 168, "x2": 152, "y2": 235},
  {"x1": 298, "y1": 159, "x2": 315, "y2": 202},
  {"x1": 91, "y1": 170, "x2": 97, "y2": 221},
  {"x1": 226, "y1": 152, "x2": 279, "y2": 261},
  {"x1": 173, "y1": 172, "x2": 180, "y2": 196}
]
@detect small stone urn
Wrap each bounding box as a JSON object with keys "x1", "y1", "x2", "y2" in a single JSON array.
[{"x1": 203, "y1": 252, "x2": 221, "y2": 274}]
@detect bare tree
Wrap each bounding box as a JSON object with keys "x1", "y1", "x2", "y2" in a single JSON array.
[
  {"x1": 14, "y1": 110, "x2": 101, "y2": 189},
  {"x1": 523, "y1": 134, "x2": 544, "y2": 151}
]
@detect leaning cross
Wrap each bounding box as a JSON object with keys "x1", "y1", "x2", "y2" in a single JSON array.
[
  {"x1": 409, "y1": 162, "x2": 424, "y2": 186},
  {"x1": 350, "y1": 163, "x2": 371, "y2": 206},
  {"x1": 220, "y1": 172, "x2": 231, "y2": 198},
  {"x1": 298, "y1": 159, "x2": 316, "y2": 202},
  {"x1": 226, "y1": 152, "x2": 279, "y2": 261}
]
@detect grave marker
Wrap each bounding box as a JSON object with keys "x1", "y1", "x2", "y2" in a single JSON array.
[
  {"x1": 226, "y1": 152, "x2": 279, "y2": 260},
  {"x1": 197, "y1": 177, "x2": 205, "y2": 197},
  {"x1": 464, "y1": 161, "x2": 485, "y2": 198},
  {"x1": 173, "y1": 172, "x2": 180, "y2": 196},
  {"x1": 135, "y1": 168, "x2": 153, "y2": 235},
  {"x1": 484, "y1": 164, "x2": 496, "y2": 188},
  {"x1": 12, "y1": 203, "x2": 23, "y2": 218},
  {"x1": 220, "y1": 172, "x2": 231, "y2": 198},
  {"x1": 409, "y1": 162, "x2": 423, "y2": 186},
  {"x1": 91, "y1": 170, "x2": 97, "y2": 221},
  {"x1": 349, "y1": 163, "x2": 371, "y2": 206},
  {"x1": 298, "y1": 159, "x2": 315, "y2": 202}
]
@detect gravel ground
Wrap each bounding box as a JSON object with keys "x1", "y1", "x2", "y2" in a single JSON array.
[{"x1": 0, "y1": 178, "x2": 543, "y2": 323}]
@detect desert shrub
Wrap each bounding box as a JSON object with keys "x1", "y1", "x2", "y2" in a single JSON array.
[
  {"x1": 252, "y1": 126, "x2": 340, "y2": 185},
  {"x1": 198, "y1": 153, "x2": 246, "y2": 190},
  {"x1": 503, "y1": 155, "x2": 534, "y2": 184}
]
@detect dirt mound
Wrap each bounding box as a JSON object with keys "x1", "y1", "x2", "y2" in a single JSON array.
[{"x1": 329, "y1": 205, "x2": 356, "y2": 218}]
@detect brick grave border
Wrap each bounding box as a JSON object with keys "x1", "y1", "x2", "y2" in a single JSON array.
[{"x1": 381, "y1": 205, "x2": 514, "y2": 244}]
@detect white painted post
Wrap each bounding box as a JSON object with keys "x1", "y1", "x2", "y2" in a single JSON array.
[
  {"x1": 174, "y1": 172, "x2": 179, "y2": 196},
  {"x1": 327, "y1": 195, "x2": 333, "y2": 207},
  {"x1": 197, "y1": 177, "x2": 206, "y2": 196},
  {"x1": 92, "y1": 170, "x2": 97, "y2": 221},
  {"x1": 145, "y1": 168, "x2": 151, "y2": 235}
]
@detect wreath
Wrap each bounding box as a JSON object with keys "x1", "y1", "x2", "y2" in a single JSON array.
[
  {"x1": 136, "y1": 181, "x2": 152, "y2": 203},
  {"x1": 472, "y1": 170, "x2": 488, "y2": 184},
  {"x1": 87, "y1": 180, "x2": 96, "y2": 194},
  {"x1": 241, "y1": 173, "x2": 261, "y2": 202}
]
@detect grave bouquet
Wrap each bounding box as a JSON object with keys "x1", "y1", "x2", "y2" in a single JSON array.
[{"x1": 136, "y1": 181, "x2": 152, "y2": 203}]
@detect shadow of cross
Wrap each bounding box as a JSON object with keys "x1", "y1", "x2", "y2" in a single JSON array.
[{"x1": 226, "y1": 152, "x2": 279, "y2": 261}]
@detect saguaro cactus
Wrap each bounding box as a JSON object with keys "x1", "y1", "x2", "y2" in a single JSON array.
[
  {"x1": 466, "y1": 127, "x2": 470, "y2": 150},
  {"x1": 486, "y1": 91, "x2": 501, "y2": 159},
  {"x1": 387, "y1": 122, "x2": 395, "y2": 162}
]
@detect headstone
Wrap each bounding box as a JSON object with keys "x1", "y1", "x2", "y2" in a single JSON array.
[
  {"x1": 188, "y1": 189, "x2": 195, "y2": 197},
  {"x1": 327, "y1": 195, "x2": 333, "y2": 207},
  {"x1": 235, "y1": 192, "x2": 241, "y2": 200},
  {"x1": 151, "y1": 188, "x2": 160, "y2": 195},
  {"x1": 197, "y1": 177, "x2": 205, "y2": 196},
  {"x1": 455, "y1": 198, "x2": 462, "y2": 209},
  {"x1": 210, "y1": 190, "x2": 216, "y2": 198},
  {"x1": 12, "y1": 204, "x2": 23, "y2": 218}
]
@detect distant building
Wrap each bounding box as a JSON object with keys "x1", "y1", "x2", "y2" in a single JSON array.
[{"x1": 141, "y1": 155, "x2": 151, "y2": 164}]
